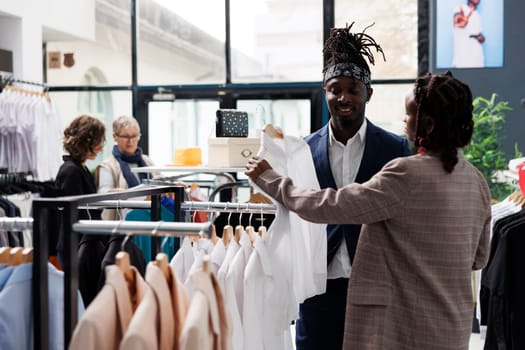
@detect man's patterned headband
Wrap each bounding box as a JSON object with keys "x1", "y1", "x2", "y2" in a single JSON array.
[{"x1": 323, "y1": 62, "x2": 371, "y2": 87}]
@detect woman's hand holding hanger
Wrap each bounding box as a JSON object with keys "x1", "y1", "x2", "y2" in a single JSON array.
[{"x1": 245, "y1": 156, "x2": 273, "y2": 181}]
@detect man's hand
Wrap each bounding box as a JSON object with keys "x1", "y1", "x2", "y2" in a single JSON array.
[{"x1": 245, "y1": 156, "x2": 272, "y2": 181}]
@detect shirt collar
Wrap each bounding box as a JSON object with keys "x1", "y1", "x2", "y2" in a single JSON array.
[{"x1": 328, "y1": 118, "x2": 367, "y2": 147}]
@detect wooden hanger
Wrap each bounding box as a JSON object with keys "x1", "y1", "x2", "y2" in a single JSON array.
[
  {"x1": 234, "y1": 224, "x2": 244, "y2": 243},
  {"x1": 211, "y1": 224, "x2": 219, "y2": 245},
  {"x1": 507, "y1": 191, "x2": 525, "y2": 207},
  {"x1": 222, "y1": 224, "x2": 233, "y2": 246},
  {"x1": 115, "y1": 251, "x2": 134, "y2": 282},
  {"x1": 518, "y1": 194, "x2": 525, "y2": 208},
  {"x1": 115, "y1": 250, "x2": 138, "y2": 312},
  {"x1": 22, "y1": 248, "x2": 33, "y2": 264},
  {"x1": 202, "y1": 254, "x2": 210, "y2": 274},
  {"x1": 247, "y1": 191, "x2": 272, "y2": 204},
  {"x1": 262, "y1": 123, "x2": 284, "y2": 139},
  {"x1": 221, "y1": 210, "x2": 234, "y2": 246},
  {"x1": 508, "y1": 191, "x2": 520, "y2": 202},
  {"x1": 0, "y1": 247, "x2": 10, "y2": 264},
  {"x1": 246, "y1": 226, "x2": 256, "y2": 245},
  {"x1": 154, "y1": 252, "x2": 171, "y2": 282},
  {"x1": 8, "y1": 247, "x2": 24, "y2": 266},
  {"x1": 258, "y1": 226, "x2": 268, "y2": 241}
]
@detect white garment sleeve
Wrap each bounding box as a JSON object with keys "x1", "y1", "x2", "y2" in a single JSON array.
[{"x1": 97, "y1": 166, "x2": 115, "y2": 193}]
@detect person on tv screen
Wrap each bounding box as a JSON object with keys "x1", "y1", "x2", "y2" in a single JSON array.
[{"x1": 453, "y1": 0, "x2": 485, "y2": 68}]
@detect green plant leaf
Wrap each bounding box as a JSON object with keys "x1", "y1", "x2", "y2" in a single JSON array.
[{"x1": 464, "y1": 94, "x2": 521, "y2": 201}]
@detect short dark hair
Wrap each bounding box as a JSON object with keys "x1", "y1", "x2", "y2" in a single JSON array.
[
  {"x1": 63, "y1": 115, "x2": 106, "y2": 162},
  {"x1": 413, "y1": 71, "x2": 474, "y2": 173}
]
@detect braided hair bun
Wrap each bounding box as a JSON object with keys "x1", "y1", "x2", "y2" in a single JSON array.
[{"x1": 413, "y1": 71, "x2": 474, "y2": 173}]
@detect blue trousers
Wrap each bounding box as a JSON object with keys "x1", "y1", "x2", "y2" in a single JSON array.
[{"x1": 295, "y1": 278, "x2": 349, "y2": 350}]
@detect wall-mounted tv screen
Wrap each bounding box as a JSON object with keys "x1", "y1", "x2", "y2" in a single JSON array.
[{"x1": 435, "y1": 0, "x2": 504, "y2": 69}]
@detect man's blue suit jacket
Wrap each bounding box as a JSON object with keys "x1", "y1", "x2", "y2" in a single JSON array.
[{"x1": 305, "y1": 119, "x2": 412, "y2": 265}]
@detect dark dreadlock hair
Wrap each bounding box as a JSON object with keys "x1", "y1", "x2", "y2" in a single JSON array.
[
  {"x1": 413, "y1": 71, "x2": 474, "y2": 173},
  {"x1": 322, "y1": 22, "x2": 386, "y2": 75}
]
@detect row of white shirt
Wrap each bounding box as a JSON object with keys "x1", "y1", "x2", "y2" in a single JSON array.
[
  {"x1": 172, "y1": 233, "x2": 295, "y2": 350},
  {"x1": 0, "y1": 89, "x2": 62, "y2": 180},
  {"x1": 168, "y1": 132, "x2": 328, "y2": 350}
]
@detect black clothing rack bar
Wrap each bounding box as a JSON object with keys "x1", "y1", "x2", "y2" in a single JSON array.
[{"x1": 32, "y1": 185, "x2": 185, "y2": 350}]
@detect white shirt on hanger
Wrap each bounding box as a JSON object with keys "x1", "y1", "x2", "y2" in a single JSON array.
[
  {"x1": 243, "y1": 234, "x2": 294, "y2": 350},
  {"x1": 224, "y1": 231, "x2": 252, "y2": 350}
]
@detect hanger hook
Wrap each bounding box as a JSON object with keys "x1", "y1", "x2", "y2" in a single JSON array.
[
  {"x1": 227, "y1": 202, "x2": 232, "y2": 226},
  {"x1": 198, "y1": 227, "x2": 206, "y2": 240},
  {"x1": 152, "y1": 221, "x2": 162, "y2": 235},
  {"x1": 112, "y1": 220, "x2": 123, "y2": 235},
  {"x1": 86, "y1": 203, "x2": 92, "y2": 221},
  {"x1": 238, "y1": 202, "x2": 243, "y2": 225},
  {"x1": 207, "y1": 201, "x2": 215, "y2": 222},
  {"x1": 116, "y1": 200, "x2": 122, "y2": 221},
  {"x1": 160, "y1": 235, "x2": 169, "y2": 251},
  {"x1": 260, "y1": 203, "x2": 264, "y2": 227},
  {"x1": 249, "y1": 209, "x2": 254, "y2": 227},
  {"x1": 121, "y1": 233, "x2": 131, "y2": 251}
]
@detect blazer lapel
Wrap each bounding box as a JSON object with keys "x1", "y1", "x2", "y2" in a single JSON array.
[
  {"x1": 309, "y1": 125, "x2": 337, "y2": 189},
  {"x1": 355, "y1": 120, "x2": 383, "y2": 183}
]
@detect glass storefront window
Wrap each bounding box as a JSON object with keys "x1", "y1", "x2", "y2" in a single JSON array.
[
  {"x1": 335, "y1": 0, "x2": 418, "y2": 79},
  {"x1": 230, "y1": 0, "x2": 323, "y2": 83},
  {"x1": 49, "y1": 90, "x2": 133, "y2": 168},
  {"x1": 45, "y1": 0, "x2": 132, "y2": 86},
  {"x1": 138, "y1": 0, "x2": 226, "y2": 85},
  {"x1": 237, "y1": 99, "x2": 312, "y2": 138},
  {"x1": 148, "y1": 99, "x2": 220, "y2": 166}
]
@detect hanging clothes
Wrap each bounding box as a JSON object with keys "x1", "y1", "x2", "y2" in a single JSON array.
[
  {"x1": 480, "y1": 194, "x2": 525, "y2": 349},
  {"x1": 0, "y1": 262, "x2": 85, "y2": 350},
  {"x1": 180, "y1": 268, "x2": 232, "y2": 350},
  {"x1": 69, "y1": 265, "x2": 147, "y2": 350},
  {"x1": 0, "y1": 85, "x2": 62, "y2": 181}
]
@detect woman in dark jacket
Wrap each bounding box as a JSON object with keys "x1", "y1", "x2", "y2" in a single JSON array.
[{"x1": 54, "y1": 115, "x2": 106, "y2": 306}]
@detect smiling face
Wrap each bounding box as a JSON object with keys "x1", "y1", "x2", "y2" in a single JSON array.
[{"x1": 324, "y1": 76, "x2": 371, "y2": 138}]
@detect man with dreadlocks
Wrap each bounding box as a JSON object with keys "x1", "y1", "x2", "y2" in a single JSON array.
[
  {"x1": 284, "y1": 23, "x2": 411, "y2": 349},
  {"x1": 245, "y1": 71, "x2": 491, "y2": 349}
]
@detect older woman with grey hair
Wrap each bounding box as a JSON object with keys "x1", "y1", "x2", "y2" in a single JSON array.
[{"x1": 97, "y1": 115, "x2": 154, "y2": 193}]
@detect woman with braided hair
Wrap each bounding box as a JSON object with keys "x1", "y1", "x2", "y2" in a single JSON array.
[
  {"x1": 245, "y1": 71, "x2": 490, "y2": 349},
  {"x1": 296, "y1": 23, "x2": 411, "y2": 349}
]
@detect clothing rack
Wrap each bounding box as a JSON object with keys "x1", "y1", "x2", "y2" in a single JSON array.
[
  {"x1": 0, "y1": 217, "x2": 33, "y2": 230},
  {"x1": 135, "y1": 166, "x2": 249, "y2": 204},
  {"x1": 0, "y1": 74, "x2": 48, "y2": 90},
  {"x1": 73, "y1": 219, "x2": 211, "y2": 236},
  {"x1": 181, "y1": 200, "x2": 276, "y2": 214},
  {"x1": 32, "y1": 185, "x2": 186, "y2": 350},
  {"x1": 77, "y1": 199, "x2": 152, "y2": 210}
]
